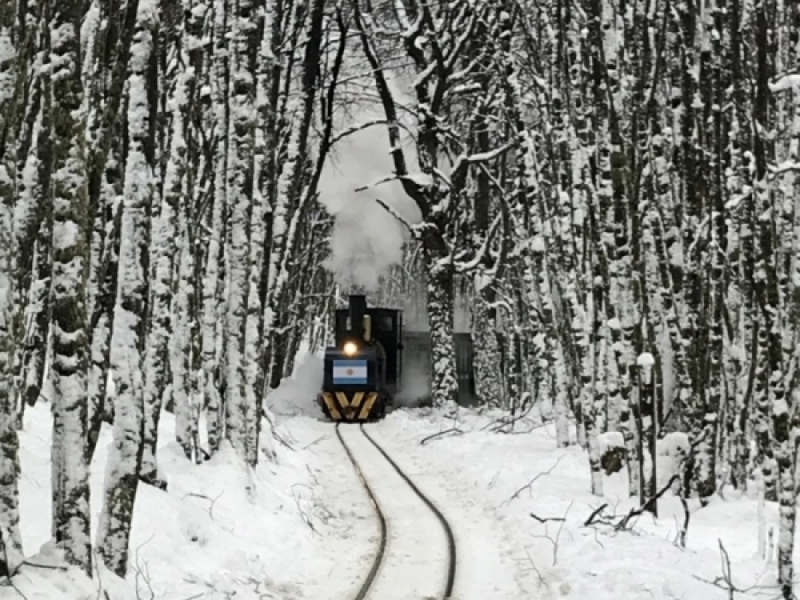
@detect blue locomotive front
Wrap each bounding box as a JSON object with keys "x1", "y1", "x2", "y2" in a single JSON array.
[{"x1": 317, "y1": 295, "x2": 401, "y2": 421}]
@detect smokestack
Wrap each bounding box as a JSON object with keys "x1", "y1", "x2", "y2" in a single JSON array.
[{"x1": 349, "y1": 294, "x2": 366, "y2": 339}]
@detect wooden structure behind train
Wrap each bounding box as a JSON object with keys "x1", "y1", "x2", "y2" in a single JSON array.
[{"x1": 317, "y1": 294, "x2": 478, "y2": 421}]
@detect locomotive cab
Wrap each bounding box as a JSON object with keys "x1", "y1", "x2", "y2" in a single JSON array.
[{"x1": 318, "y1": 294, "x2": 402, "y2": 421}]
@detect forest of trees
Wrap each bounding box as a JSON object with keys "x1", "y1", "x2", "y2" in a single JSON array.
[{"x1": 1, "y1": 0, "x2": 799, "y2": 596}]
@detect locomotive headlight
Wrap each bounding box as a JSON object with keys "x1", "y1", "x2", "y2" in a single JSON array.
[{"x1": 343, "y1": 341, "x2": 358, "y2": 356}]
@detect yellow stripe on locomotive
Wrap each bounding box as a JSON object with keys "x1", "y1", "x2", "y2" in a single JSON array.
[
  {"x1": 317, "y1": 294, "x2": 399, "y2": 421},
  {"x1": 319, "y1": 391, "x2": 379, "y2": 421}
]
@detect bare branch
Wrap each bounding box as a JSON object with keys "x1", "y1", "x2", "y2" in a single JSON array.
[
  {"x1": 504, "y1": 456, "x2": 565, "y2": 504},
  {"x1": 374, "y1": 197, "x2": 416, "y2": 235},
  {"x1": 420, "y1": 427, "x2": 464, "y2": 445}
]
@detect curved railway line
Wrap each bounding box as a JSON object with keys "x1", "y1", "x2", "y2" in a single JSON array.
[{"x1": 335, "y1": 422, "x2": 457, "y2": 600}]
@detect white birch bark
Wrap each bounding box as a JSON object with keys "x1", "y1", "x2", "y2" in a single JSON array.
[
  {"x1": 244, "y1": 6, "x2": 275, "y2": 462},
  {"x1": 201, "y1": 0, "x2": 227, "y2": 455},
  {"x1": 223, "y1": 0, "x2": 259, "y2": 465},
  {"x1": 0, "y1": 13, "x2": 23, "y2": 572},
  {"x1": 49, "y1": 0, "x2": 92, "y2": 574},
  {"x1": 141, "y1": 0, "x2": 187, "y2": 482},
  {"x1": 96, "y1": 0, "x2": 156, "y2": 576},
  {"x1": 15, "y1": 45, "x2": 51, "y2": 414},
  {"x1": 172, "y1": 186, "x2": 199, "y2": 461}
]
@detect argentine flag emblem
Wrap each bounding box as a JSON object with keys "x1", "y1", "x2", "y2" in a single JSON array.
[{"x1": 333, "y1": 359, "x2": 368, "y2": 385}]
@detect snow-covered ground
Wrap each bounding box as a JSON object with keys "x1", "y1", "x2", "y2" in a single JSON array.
[
  {"x1": 8, "y1": 352, "x2": 787, "y2": 599},
  {"x1": 370, "y1": 410, "x2": 781, "y2": 600}
]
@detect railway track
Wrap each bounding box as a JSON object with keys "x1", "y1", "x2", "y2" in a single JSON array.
[{"x1": 335, "y1": 422, "x2": 457, "y2": 600}]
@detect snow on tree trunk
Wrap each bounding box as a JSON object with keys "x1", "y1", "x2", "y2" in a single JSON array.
[
  {"x1": 242, "y1": 0, "x2": 274, "y2": 464},
  {"x1": 263, "y1": 0, "x2": 326, "y2": 395},
  {"x1": 0, "y1": 14, "x2": 23, "y2": 572},
  {"x1": 87, "y1": 146, "x2": 122, "y2": 458},
  {"x1": 85, "y1": 0, "x2": 140, "y2": 441},
  {"x1": 423, "y1": 247, "x2": 458, "y2": 410},
  {"x1": 83, "y1": 0, "x2": 110, "y2": 458},
  {"x1": 223, "y1": 0, "x2": 259, "y2": 465},
  {"x1": 16, "y1": 67, "x2": 52, "y2": 413},
  {"x1": 141, "y1": 0, "x2": 202, "y2": 477},
  {"x1": 202, "y1": 0, "x2": 228, "y2": 455},
  {"x1": 96, "y1": 0, "x2": 156, "y2": 576},
  {"x1": 638, "y1": 352, "x2": 657, "y2": 513},
  {"x1": 172, "y1": 191, "x2": 199, "y2": 461},
  {"x1": 141, "y1": 73, "x2": 181, "y2": 483},
  {"x1": 579, "y1": 285, "x2": 603, "y2": 496},
  {"x1": 773, "y1": 390, "x2": 796, "y2": 599},
  {"x1": 472, "y1": 297, "x2": 502, "y2": 406},
  {"x1": 49, "y1": 0, "x2": 92, "y2": 574},
  {"x1": 553, "y1": 342, "x2": 571, "y2": 448},
  {"x1": 770, "y1": 23, "x2": 800, "y2": 596},
  {"x1": 200, "y1": 189, "x2": 223, "y2": 455}
]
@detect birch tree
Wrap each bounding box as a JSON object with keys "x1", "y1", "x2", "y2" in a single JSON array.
[
  {"x1": 0, "y1": 1, "x2": 23, "y2": 573},
  {"x1": 223, "y1": 0, "x2": 259, "y2": 465},
  {"x1": 350, "y1": 0, "x2": 506, "y2": 410},
  {"x1": 97, "y1": 0, "x2": 157, "y2": 576},
  {"x1": 49, "y1": 0, "x2": 92, "y2": 573}
]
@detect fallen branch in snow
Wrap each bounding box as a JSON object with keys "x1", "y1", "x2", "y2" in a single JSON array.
[
  {"x1": 16, "y1": 561, "x2": 67, "y2": 571},
  {"x1": 691, "y1": 539, "x2": 777, "y2": 599},
  {"x1": 616, "y1": 474, "x2": 680, "y2": 530},
  {"x1": 183, "y1": 491, "x2": 224, "y2": 520},
  {"x1": 0, "y1": 577, "x2": 28, "y2": 600},
  {"x1": 419, "y1": 427, "x2": 464, "y2": 445},
  {"x1": 522, "y1": 546, "x2": 546, "y2": 587},
  {"x1": 300, "y1": 435, "x2": 325, "y2": 451},
  {"x1": 134, "y1": 535, "x2": 156, "y2": 600},
  {"x1": 674, "y1": 482, "x2": 690, "y2": 548},
  {"x1": 481, "y1": 400, "x2": 539, "y2": 434},
  {"x1": 585, "y1": 431, "x2": 709, "y2": 534},
  {"x1": 291, "y1": 483, "x2": 330, "y2": 535},
  {"x1": 529, "y1": 512, "x2": 566, "y2": 524},
  {"x1": 0, "y1": 533, "x2": 27, "y2": 600},
  {"x1": 527, "y1": 502, "x2": 572, "y2": 566},
  {"x1": 504, "y1": 456, "x2": 565, "y2": 505},
  {"x1": 583, "y1": 503, "x2": 609, "y2": 527},
  {"x1": 271, "y1": 429, "x2": 295, "y2": 451},
  {"x1": 263, "y1": 411, "x2": 294, "y2": 452},
  {"x1": 582, "y1": 474, "x2": 680, "y2": 532}
]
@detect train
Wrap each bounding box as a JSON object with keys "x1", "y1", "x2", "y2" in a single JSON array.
[
  {"x1": 317, "y1": 294, "x2": 402, "y2": 421},
  {"x1": 317, "y1": 294, "x2": 479, "y2": 421}
]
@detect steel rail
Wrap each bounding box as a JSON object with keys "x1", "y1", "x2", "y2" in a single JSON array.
[
  {"x1": 359, "y1": 423, "x2": 457, "y2": 598},
  {"x1": 335, "y1": 422, "x2": 388, "y2": 600}
]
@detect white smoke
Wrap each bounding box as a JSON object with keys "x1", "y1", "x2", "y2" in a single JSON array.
[
  {"x1": 319, "y1": 118, "x2": 421, "y2": 291},
  {"x1": 322, "y1": 196, "x2": 407, "y2": 293},
  {"x1": 317, "y1": 76, "x2": 420, "y2": 292}
]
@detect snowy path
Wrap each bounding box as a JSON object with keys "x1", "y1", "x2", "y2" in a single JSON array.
[{"x1": 337, "y1": 423, "x2": 455, "y2": 599}]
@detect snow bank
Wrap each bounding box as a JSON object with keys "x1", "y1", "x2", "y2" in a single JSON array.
[
  {"x1": 16, "y1": 401, "x2": 374, "y2": 599},
  {"x1": 370, "y1": 408, "x2": 782, "y2": 600},
  {"x1": 14, "y1": 382, "x2": 786, "y2": 600},
  {"x1": 267, "y1": 349, "x2": 324, "y2": 419}
]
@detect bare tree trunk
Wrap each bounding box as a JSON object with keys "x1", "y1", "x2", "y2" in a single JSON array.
[
  {"x1": 49, "y1": 0, "x2": 92, "y2": 574},
  {"x1": 96, "y1": 0, "x2": 156, "y2": 575},
  {"x1": 0, "y1": 5, "x2": 23, "y2": 572}
]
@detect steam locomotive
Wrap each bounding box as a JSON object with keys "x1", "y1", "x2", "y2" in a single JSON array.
[{"x1": 317, "y1": 294, "x2": 403, "y2": 421}]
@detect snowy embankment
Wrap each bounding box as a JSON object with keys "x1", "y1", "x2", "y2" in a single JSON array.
[
  {"x1": 10, "y1": 350, "x2": 787, "y2": 599},
  {"x1": 371, "y1": 409, "x2": 782, "y2": 600},
  {"x1": 14, "y1": 351, "x2": 375, "y2": 600}
]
